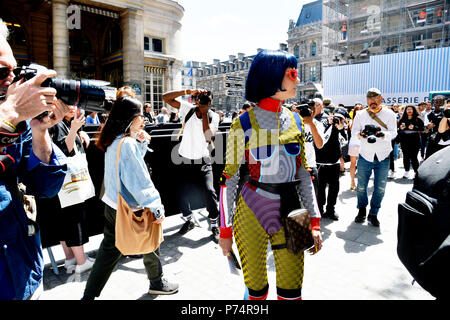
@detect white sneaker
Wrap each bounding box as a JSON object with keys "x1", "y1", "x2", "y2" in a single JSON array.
[
  {"x1": 64, "y1": 258, "x2": 76, "y2": 274},
  {"x1": 388, "y1": 171, "x2": 395, "y2": 179},
  {"x1": 75, "y1": 257, "x2": 95, "y2": 274},
  {"x1": 403, "y1": 171, "x2": 410, "y2": 179}
]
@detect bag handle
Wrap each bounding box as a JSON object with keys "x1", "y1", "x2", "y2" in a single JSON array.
[{"x1": 116, "y1": 137, "x2": 128, "y2": 194}]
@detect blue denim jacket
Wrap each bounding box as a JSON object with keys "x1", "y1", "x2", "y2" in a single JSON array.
[
  {"x1": 102, "y1": 135, "x2": 164, "y2": 218},
  {"x1": 0, "y1": 122, "x2": 67, "y2": 300}
]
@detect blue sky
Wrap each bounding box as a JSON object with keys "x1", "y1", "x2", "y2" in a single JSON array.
[{"x1": 178, "y1": 0, "x2": 310, "y2": 63}]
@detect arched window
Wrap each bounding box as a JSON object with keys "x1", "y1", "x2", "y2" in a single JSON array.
[
  {"x1": 294, "y1": 45, "x2": 299, "y2": 58},
  {"x1": 311, "y1": 42, "x2": 317, "y2": 57}
]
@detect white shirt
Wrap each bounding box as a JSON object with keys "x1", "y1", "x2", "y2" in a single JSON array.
[
  {"x1": 303, "y1": 119, "x2": 325, "y2": 168},
  {"x1": 178, "y1": 101, "x2": 219, "y2": 159},
  {"x1": 350, "y1": 107, "x2": 398, "y2": 162}
]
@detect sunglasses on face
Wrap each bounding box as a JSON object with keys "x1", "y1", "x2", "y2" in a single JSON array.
[
  {"x1": 285, "y1": 69, "x2": 298, "y2": 81},
  {"x1": 0, "y1": 66, "x2": 20, "y2": 81}
]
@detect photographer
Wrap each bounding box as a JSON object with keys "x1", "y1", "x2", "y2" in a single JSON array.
[
  {"x1": 314, "y1": 98, "x2": 347, "y2": 221},
  {"x1": 426, "y1": 95, "x2": 448, "y2": 159},
  {"x1": 351, "y1": 88, "x2": 398, "y2": 227},
  {"x1": 0, "y1": 25, "x2": 67, "y2": 300},
  {"x1": 298, "y1": 100, "x2": 324, "y2": 198},
  {"x1": 162, "y1": 89, "x2": 220, "y2": 242}
]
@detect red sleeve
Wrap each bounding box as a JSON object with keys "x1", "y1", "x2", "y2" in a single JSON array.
[
  {"x1": 220, "y1": 226, "x2": 233, "y2": 239},
  {"x1": 311, "y1": 217, "x2": 321, "y2": 231}
]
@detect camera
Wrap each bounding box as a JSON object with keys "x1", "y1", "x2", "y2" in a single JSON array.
[
  {"x1": 298, "y1": 103, "x2": 312, "y2": 117},
  {"x1": 298, "y1": 99, "x2": 315, "y2": 117},
  {"x1": 193, "y1": 90, "x2": 212, "y2": 106},
  {"x1": 444, "y1": 108, "x2": 450, "y2": 118},
  {"x1": 11, "y1": 63, "x2": 117, "y2": 117},
  {"x1": 332, "y1": 113, "x2": 345, "y2": 125},
  {"x1": 361, "y1": 124, "x2": 384, "y2": 144}
]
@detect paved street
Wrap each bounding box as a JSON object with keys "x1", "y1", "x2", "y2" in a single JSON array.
[{"x1": 39, "y1": 158, "x2": 434, "y2": 300}]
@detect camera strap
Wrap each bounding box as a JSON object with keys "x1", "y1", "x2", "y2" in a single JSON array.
[
  {"x1": 176, "y1": 107, "x2": 214, "y2": 146},
  {"x1": 366, "y1": 109, "x2": 388, "y2": 129}
]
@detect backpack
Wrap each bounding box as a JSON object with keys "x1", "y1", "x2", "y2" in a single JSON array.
[{"x1": 397, "y1": 147, "x2": 450, "y2": 299}]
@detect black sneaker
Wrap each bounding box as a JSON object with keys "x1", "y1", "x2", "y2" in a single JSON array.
[
  {"x1": 211, "y1": 226, "x2": 220, "y2": 243},
  {"x1": 148, "y1": 278, "x2": 179, "y2": 295},
  {"x1": 368, "y1": 214, "x2": 380, "y2": 227},
  {"x1": 354, "y1": 207, "x2": 367, "y2": 223},
  {"x1": 178, "y1": 220, "x2": 195, "y2": 235},
  {"x1": 324, "y1": 210, "x2": 339, "y2": 221}
]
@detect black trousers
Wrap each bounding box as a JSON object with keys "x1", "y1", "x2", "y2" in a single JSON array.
[
  {"x1": 317, "y1": 163, "x2": 340, "y2": 213},
  {"x1": 402, "y1": 143, "x2": 420, "y2": 172},
  {"x1": 176, "y1": 157, "x2": 219, "y2": 220}
]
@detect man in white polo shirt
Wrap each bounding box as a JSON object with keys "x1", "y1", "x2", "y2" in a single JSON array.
[
  {"x1": 350, "y1": 88, "x2": 398, "y2": 227},
  {"x1": 162, "y1": 89, "x2": 220, "y2": 242}
]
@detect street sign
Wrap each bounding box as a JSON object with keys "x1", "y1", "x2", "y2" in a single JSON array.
[
  {"x1": 226, "y1": 90, "x2": 244, "y2": 97},
  {"x1": 225, "y1": 75, "x2": 244, "y2": 82},
  {"x1": 225, "y1": 82, "x2": 244, "y2": 89}
]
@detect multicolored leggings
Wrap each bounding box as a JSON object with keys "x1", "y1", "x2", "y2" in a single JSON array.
[{"x1": 233, "y1": 195, "x2": 304, "y2": 300}]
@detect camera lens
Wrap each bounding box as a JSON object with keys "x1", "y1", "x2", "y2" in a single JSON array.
[
  {"x1": 44, "y1": 78, "x2": 116, "y2": 113},
  {"x1": 367, "y1": 136, "x2": 377, "y2": 144}
]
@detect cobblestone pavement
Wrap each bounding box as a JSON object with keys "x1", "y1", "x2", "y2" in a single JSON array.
[{"x1": 39, "y1": 159, "x2": 434, "y2": 300}]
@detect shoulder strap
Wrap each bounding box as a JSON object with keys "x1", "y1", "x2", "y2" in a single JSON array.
[
  {"x1": 116, "y1": 137, "x2": 127, "y2": 194},
  {"x1": 367, "y1": 109, "x2": 388, "y2": 129},
  {"x1": 176, "y1": 107, "x2": 214, "y2": 141}
]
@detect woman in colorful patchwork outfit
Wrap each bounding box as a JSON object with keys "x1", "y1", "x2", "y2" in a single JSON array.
[{"x1": 218, "y1": 50, "x2": 322, "y2": 300}]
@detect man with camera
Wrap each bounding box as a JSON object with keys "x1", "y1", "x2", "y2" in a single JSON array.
[
  {"x1": 313, "y1": 98, "x2": 348, "y2": 221},
  {"x1": 163, "y1": 89, "x2": 220, "y2": 242},
  {"x1": 425, "y1": 95, "x2": 447, "y2": 159},
  {"x1": 0, "y1": 22, "x2": 68, "y2": 300},
  {"x1": 297, "y1": 100, "x2": 324, "y2": 198},
  {"x1": 351, "y1": 88, "x2": 398, "y2": 227}
]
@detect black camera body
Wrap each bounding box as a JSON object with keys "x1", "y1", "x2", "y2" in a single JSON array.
[
  {"x1": 362, "y1": 124, "x2": 384, "y2": 143},
  {"x1": 12, "y1": 64, "x2": 116, "y2": 117},
  {"x1": 298, "y1": 103, "x2": 312, "y2": 117},
  {"x1": 444, "y1": 108, "x2": 450, "y2": 118},
  {"x1": 298, "y1": 99, "x2": 315, "y2": 117},
  {"x1": 333, "y1": 113, "x2": 345, "y2": 125},
  {"x1": 193, "y1": 90, "x2": 212, "y2": 106}
]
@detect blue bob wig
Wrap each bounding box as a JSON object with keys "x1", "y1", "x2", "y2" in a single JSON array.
[{"x1": 245, "y1": 50, "x2": 298, "y2": 103}]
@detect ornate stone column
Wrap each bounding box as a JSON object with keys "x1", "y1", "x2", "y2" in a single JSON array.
[
  {"x1": 52, "y1": 0, "x2": 69, "y2": 78},
  {"x1": 120, "y1": 8, "x2": 144, "y2": 102}
]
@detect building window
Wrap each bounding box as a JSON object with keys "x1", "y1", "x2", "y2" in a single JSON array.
[
  {"x1": 145, "y1": 67, "x2": 165, "y2": 111},
  {"x1": 311, "y1": 42, "x2": 317, "y2": 57},
  {"x1": 310, "y1": 66, "x2": 316, "y2": 82},
  {"x1": 294, "y1": 46, "x2": 299, "y2": 58},
  {"x1": 144, "y1": 36, "x2": 164, "y2": 53}
]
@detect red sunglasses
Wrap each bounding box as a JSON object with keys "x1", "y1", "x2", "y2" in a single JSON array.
[{"x1": 285, "y1": 69, "x2": 298, "y2": 81}]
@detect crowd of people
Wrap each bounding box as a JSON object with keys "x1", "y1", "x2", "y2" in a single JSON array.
[{"x1": 1, "y1": 15, "x2": 449, "y2": 301}]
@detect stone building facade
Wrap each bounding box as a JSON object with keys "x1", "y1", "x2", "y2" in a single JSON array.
[
  {"x1": 193, "y1": 52, "x2": 257, "y2": 112},
  {"x1": 287, "y1": 0, "x2": 323, "y2": 100},
  {"x1": 0, "y1": 0, "x2": 184, "y2": 111}
]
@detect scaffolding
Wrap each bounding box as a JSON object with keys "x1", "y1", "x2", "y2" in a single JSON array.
[{"x1": 322, "y1": 0, "x2": 450, "y2": 67}]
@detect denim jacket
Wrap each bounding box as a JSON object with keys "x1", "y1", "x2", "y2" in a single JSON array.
[
  {"x1": 0, "y1": 122, "x2": 67, "y2": 300},
  {"x1": 102, "y1": 135, "x2": 164, "y2": 219}
]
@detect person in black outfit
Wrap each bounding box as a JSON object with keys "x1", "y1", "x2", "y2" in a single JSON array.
[
  {"x1": 398, "y1": 105, "x2": 424, "y2": 179},
  {"x1": 426, "y1": 95, "x2": 446, "y2": 159},
  {"x1": 314, "y1": 99, "x2": 348, "y2": 221}
]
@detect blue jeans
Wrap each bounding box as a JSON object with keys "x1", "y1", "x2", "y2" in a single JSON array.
[{"x1": 356, "y1": 156, "x2": 390, "y2": 216}]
